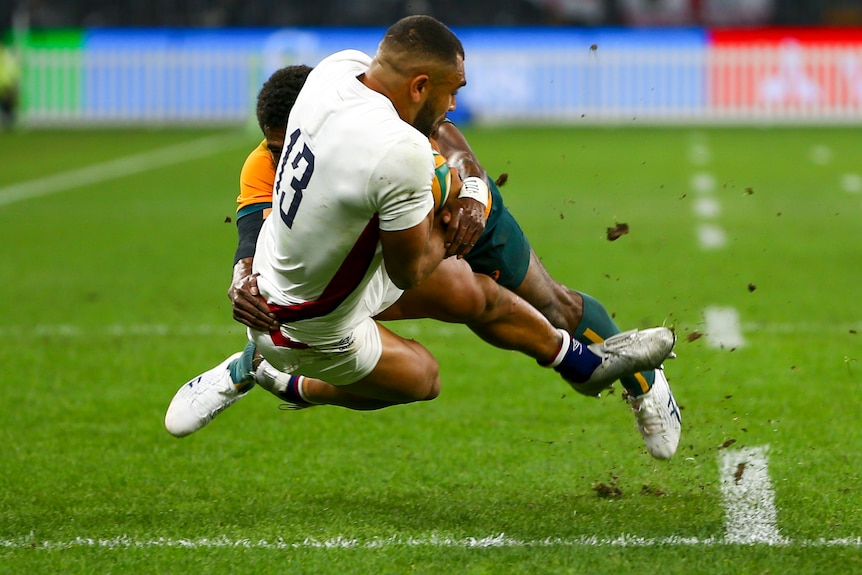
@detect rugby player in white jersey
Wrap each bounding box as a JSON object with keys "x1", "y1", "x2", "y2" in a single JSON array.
[{"x1": 166, "y1": 16, "x2": 680, "y2": 457}]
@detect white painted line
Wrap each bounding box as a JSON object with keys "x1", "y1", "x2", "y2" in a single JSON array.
[
  {"x1": 687, "y1": 141, "x2": 727, "y2": 252},
  {"x1": 841, "y1": 173, "x2": 861, "y2": 194},
  {"x1": 720, "y1": 446, "x2": 787, "y2": 545},
  {"x1": 694, "y1": 197, "x2": 721, "y2": 218},
  {"x1": 809, "y1": 145, "x2": 832, "y2": 166},
  {"x1": 0, "y1": 133, "x2": 247, "y2": 208},
  {"x1": 697, "y1": 223, "x2": 727, "y2": 249},
  {"x1": 1, "y1": 534, "x2": 858, "y2": 550},
  {"x1": 704, "y1": 306, "x2": 746, "y2": 349},
  {"x1": 0, "y1": 324, "x2": 245, "y2": 338},
  {"x1": 0, "y1": 323, "x2": 465, "y2": 339},
  {"x1": 690, "y1": 172, "x2": 717, "y2": 194},
  {"x1": 3, "y1": 320, "x2": 855, "y2": 340}
]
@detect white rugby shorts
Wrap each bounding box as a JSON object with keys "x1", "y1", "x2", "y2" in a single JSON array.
[
  {"x1": 250, "y1": 315, "x2": 383, "y2": 386},
  {"x1": 250, "y1": 268, "x2": 403, "y2": 386}
]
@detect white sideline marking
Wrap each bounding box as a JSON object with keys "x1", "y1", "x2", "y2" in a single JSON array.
[
  {"x1": 2, "y1": 321, "x2": 859, "y2": 339},
  {"x1": 0, "y1": 324, "x2": 245, "y2": 338},
  {"x1": 0, "y1": 133, "x2": 247, "y2": 208},
  {"x1": 687, "y1": 139, "x2": 726, "y2": 251},
  {"x1": 5, "y1": 449, "x2": 855, "y2": 550},
  {"x1": 0, "y1": 323, "x2": 464, "y2": 339},
  {"x1": 697, "y1": 223, "x2": 727, "y2": 249},
  {"x1": 690, "y1": 172, "x2": 717, "y2": 194},
  {"x1": 841, "y1": 173, "x2": 861, "y2": 194},
  {"x1": 720, "y1": 446, "x2": 786, "y2": 545},
  {"x1": 2, "y1": 534, "x2": 859, "y2": 550},
  {"x1": 704, "y1": 306, "x2": 746, "y2": 349},
  {"x1": 809, "y1": 145, "x2": 832, "y2": 165},
  {"x1": 694, "y1": 197, "x2": 721, "y2": 218}
]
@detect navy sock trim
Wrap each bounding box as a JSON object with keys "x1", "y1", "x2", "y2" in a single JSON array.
[
  {"x1": 554, "y1": 336, "x2": 602, "y2": 383},
  {"x1": 283, "y1": 375, "x2": 312, "y2": 405}
]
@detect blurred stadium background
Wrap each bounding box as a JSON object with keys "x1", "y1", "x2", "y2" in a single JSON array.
[
  {"x1": 1, "y1": 0, "x2": 862, "y2": 128},
  {"x1": 2, "y1": 4, "x2": 861, "y2": 571}
]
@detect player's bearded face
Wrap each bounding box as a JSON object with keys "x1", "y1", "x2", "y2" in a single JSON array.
[
  {"x1": 413, "y1": 97, "x2": 441, "y2": 137},
  {"x1": 414, "y1": 63, "x2": 464, "y2": 136}
]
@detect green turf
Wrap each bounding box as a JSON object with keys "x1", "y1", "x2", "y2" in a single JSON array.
[{"x1": 0, "y1": 127, "x2": 860, "y2": 574}]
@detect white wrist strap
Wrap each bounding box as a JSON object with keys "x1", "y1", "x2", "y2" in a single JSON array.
[{"x1": 458, "y1": 176, "x2": 490, "y2": 208}]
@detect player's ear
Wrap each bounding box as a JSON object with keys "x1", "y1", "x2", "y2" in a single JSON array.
[{"x1": 409, "y1": 74, "x2": 430, "y2": 103}]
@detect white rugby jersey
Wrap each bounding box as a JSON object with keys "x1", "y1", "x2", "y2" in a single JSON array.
[{"x1": 254, "y1": 50, "x2": 435, "y2": 345}]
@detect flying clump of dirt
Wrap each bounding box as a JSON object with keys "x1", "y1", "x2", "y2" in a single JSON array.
[{"x1": 606, "y1": 223, "x2": 629, "y2": 241}]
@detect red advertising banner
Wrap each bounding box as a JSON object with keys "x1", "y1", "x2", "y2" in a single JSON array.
[{"x1": 709, "y1": 28, "x2": 862, "y2": 114}]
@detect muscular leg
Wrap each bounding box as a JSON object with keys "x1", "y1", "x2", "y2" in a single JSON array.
[
  {"x1": 378, "y1": 256, "x2": 562, "y2": 361},
  {"x1": 512, "y1": 248, "x2": 655, "y2": 396},
  {"x1": 340, "y1": 323, "x2": 440, "y2": 402},
  {"x1": 512, "y1": 249, "x2": 584, "y2": 334},
  {"x1": 254, "y1": 257, "x2": 585, "y2": 411},
  {"x1": 250, "y1": 236, "x2": 653, "y2": 410},
  {"x1": 251, "y1": 320, "x2": 441, "y2": 411},
  {"x1": 252, "y1": 356, "x2": 396, "y2": 411}
]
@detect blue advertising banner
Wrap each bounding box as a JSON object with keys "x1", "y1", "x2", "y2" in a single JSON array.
[{"x1": 70, "y1": 27, "x2": 707, "y2": 124}]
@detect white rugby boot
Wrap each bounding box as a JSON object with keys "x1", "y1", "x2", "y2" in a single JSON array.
[
  {"x1": 626, "y1": 366, "x2": 681, "y2": 460},
  {"x1": 560, "y1": 327, "x2": 676, "y2": 398},
  {"x1": 164, "y1": 352, "x2": 253, "y2": 438}
]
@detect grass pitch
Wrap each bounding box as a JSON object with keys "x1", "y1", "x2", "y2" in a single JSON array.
[{"x1": 0, "y1": 126, "x2": 860, "y2": 574}]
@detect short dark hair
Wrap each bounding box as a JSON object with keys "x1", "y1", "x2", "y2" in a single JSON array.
[
  {"x1": 256, "y1": 65, "x2": 313, "y2": 133},
  {"x1": 380, "y1": 15, "x2": 464, "y2": 68}
]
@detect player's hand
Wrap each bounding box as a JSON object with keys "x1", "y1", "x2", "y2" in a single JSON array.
[
  {"x1": 229, "y1": 273, "x2": 279, "y2": 331},
  {"x1": 441, "y1": 196, "x2": 486, "y2": 259}
]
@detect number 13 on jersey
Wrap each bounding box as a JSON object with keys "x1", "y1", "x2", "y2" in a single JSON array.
[{"x1": 275, "y1": 128, "x2": 315, "y2": 228}]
